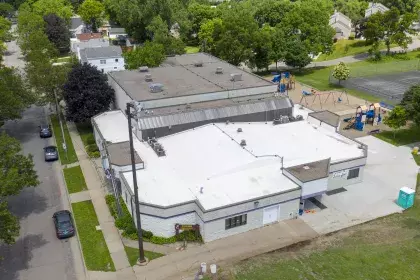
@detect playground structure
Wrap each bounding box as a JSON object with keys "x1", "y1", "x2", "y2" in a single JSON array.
[
  {"x1": 299, "y1": 88, "x2": 350, "y2": 109},
  {"x1": 343, "y1": 103, "x2": 382, "y2": 131},
  {"x1": 272, "y1": 72, "x2": 296, "y2": 95}
]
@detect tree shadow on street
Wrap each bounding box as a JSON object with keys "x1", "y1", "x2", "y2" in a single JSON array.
[{"x1": 0, "y1": 234, "x2": 48, "y2": 280}]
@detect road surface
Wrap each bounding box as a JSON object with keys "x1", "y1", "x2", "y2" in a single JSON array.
[{"x1": 0, "y1": 27, "x2": 85, "y2": 280}]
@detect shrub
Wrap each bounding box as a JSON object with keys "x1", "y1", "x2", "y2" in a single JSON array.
[
  {"x1": 88, "y1": 151, "x2": 100, "y2": 158},
  {"x1": 348, "y1": 35, "x2": 355, "y2": 40},
  {"x1": 176, "y1": 230, "x2": 203, "y2": 242},
  {"x1": 142, "y1": 230, "x2": 153, "y2": 239},
  {"x1": 105, "y1": 194, "x2": 117, "y2": 218},
  {"x1": 150, "y1": 235, "x2": 177, "y2": 244},
  {"x1": 86, "y1": 144, "x2": 99, "y2": 153},
  {"x1": 86, "y1": 134, "x2": 96, "y2": 145}
]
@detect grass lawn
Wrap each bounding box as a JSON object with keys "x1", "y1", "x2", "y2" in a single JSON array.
[
  {"x1": 72, "y1": 201, "x2": 115, "y2": 271},
  {"x1": 293, "y1": 50, "x2": 420, "y2": 103},
  {"x1": 123, "y1": 246, "x2": 164, "y2": 266},
  {"x1": 185, "y1": 46, "x2": 200, "y2": 54},
  {"x1": 316, "y1": 40, "x2": 392, "y2": 62},
  {"x1": 231, "y1": 174, "x2": 420, "y2": 280},
  {"x1": 63, "y1": 165, "x2": 87, "y2": 193},
  {"x1": 413, "y1": 153, "x2": 420, "y2": 166},
  {"x1": 75, "y1": 122, "x2": 95, "y2": 147},
  {"x1": 50, "y1": 114, "x2": 78, "y2": 165},
  {"x1": 374, "y1": 126, "x2": 420, "y2": 146}
]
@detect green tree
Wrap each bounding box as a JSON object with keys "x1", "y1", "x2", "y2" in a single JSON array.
[
  {"x1": 0, "y1": 3, "x2": 14, "y2": 17},
  {"x1": 147, "y1": 16, "x2": 185, "y2": 55},
  {"x1": 0, "y1": 16, "x2": 12, "y2": 61},
  {"x1": 254, "y1": 0, "x2": 292, "y2": 27},
  {"x1": 269, "y1": 26, "x2": 287, "y2": 70},
  {"x1": 44, "y1": 14, "x2": 70, "y2": 54},
  {"x1": 384, "y1": 106, "x2": 408, "y2": 138},
  {"x1": 187, "y1": 2, "x2": 219, "y2": 37},
  {"x1": 283, "y1": 36, "x2": 312, "y2": 69},
  {"x1": 123, "y1": 41, "x2": 166, "y2": 69},
  {"x1": 377, "y1": 0, "x2": 418, "y2": 13},
  {"x1": 78, "y1": 0, "x2": 105, "y2": 32},
  {"x1": 32, "y1": 0, "x2": 72, "y2": 20},
  {"x1": 400, "y1": 85, "x2": 420, "y2": 127},
  {"x1": 0, "y1": 67, "x2": 35, "y2": 125},
  {"x1": 332, "y1": 62, "x2": 350, "y2": 84},
  {"x1": 198, "y1": 17, "x2": 223, "y2": 53},
  {"x1": 334, "y1": 0, "x2": 368, "y2": 24},
  {"x1": 248, "y1": 25, "x2": 272, "y2": 71},
  {"x1": 0, "y1": 132, "x2": 39, "y2": 244}
]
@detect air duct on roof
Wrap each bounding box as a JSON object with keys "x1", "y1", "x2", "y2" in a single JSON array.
[
  {"x1": 237, "y1": 128, "x2": 243, "y2": 132},
  {"x1": 149, "y1": 83, "x2": 164, "y2": 93},
  {"x1": 194, "y1": 60, "x2": 203, "y2": 67},
  {"x1": 216, "y1": 67, "x2": 223, "y2": 74},
  {"x1": 139, "y1": 66, "x2": 149, "y2": 72},
  {"x1": 230, "y1": 73, "x2": 242, "y2": 82},
  {"x1": 240, "y1": 139, "x2": 247, "y2": 146},
  {"x1": 145, "y1": 73, "x2": 152, "y2": 82}
]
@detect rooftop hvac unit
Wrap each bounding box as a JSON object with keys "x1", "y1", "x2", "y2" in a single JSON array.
[
  {"x1": 288, "y1": 116, "x2": 296, "y2": 122},
  {"x1": 145, "y1": 73, "x2": 153, "y2": 82},
  {"x1": 139, "y1": 66, "x2": 149, "y2": 72},
  {"x1": 295, "y1": 115, "x2": 304, "y2": 121},
  {"x1": 237, "y1": 127, "x2": 243, "y2": 132},
  {"x1": 273, "y1": 118, "x2": 282, "y2": 125},
  {"x1": 194, "y1": 61, "x2": 203, "y2": 67},
  {"x1": 156, "y1": 149, "x2": 166, "y2": 157},
  {"x1": 281, "y1": 116, "x2": 290, "y2": 123},
  {"x1": 149, "y1": 83, "x2": 164, "y2": 93},
  {"x1": 216, "y1": 67, "x2": 223, "y2": 74},
  {"x1": 230, "y1": 73, "x2": 242, "y2": 82},
  {"x1": 240, "y1": 139, "x2": 247, "y2": 146}
]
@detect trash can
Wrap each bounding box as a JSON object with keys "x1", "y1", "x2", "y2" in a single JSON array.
[{"x1": 397, "y1": 187, "x2": 415, "y2": 209}]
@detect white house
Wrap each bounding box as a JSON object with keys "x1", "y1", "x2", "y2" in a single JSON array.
[
  {"x1": 365, "y1": 2, "x2": 389, "y2": 18},
  {"x1": 329, "y1": 11, "x2": 352, "y2": 39},
  {"x1": 69, "y1": 16, "x2": 85, "y2": 38},
  {"x1": 78, "y1": 46, "x2": 125, "y2": 73}
]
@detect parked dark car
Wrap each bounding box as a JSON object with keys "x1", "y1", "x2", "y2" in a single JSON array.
[
  {"x1": 39, "y1": 124, "x2": 52, "y2": 138},
  {"x1": 53, "y1": 210, "x2": 75, "y2": 239},
  {"x1": 44, "y1": 145, "x2": 59, "y2": 161}
]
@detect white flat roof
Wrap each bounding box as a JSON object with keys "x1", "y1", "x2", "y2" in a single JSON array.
[
  {"x1": 93, "y1": 110, "x2": 129, "y2": 144},
  {"x1": 121, "y1": 119, "x2": 364, "y2": 210}
]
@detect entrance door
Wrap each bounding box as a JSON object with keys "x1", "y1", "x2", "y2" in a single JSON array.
[{"x1": 263, "y1": 205, "x2": 279, "y2": 225}]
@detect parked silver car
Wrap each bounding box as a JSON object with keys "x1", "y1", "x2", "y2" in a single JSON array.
[{"x1": 44, "y1": 146, "x2": 59, "y2": 161}]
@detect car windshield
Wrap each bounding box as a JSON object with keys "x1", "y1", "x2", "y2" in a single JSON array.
[
  {"x1": 40, "y1": 125, "x2": 49, "y2": 130},
  {"x1": 59, "y1": 220, "x2": 72, "y2": 229},
  {"x1": 57, "y1": 214, "x2": 71, "y2": 229},
  {"x1": 45, "y1": 147, "x2": 56, "y2": 153}
]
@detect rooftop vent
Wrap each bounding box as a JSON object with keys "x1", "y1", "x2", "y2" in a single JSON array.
[
  {"x1": 226, "y1": 120, "x2": 230, "y2": 125},
  {"x1": 186, "y1": 103, "x2": 191, "y2": 109},
  {"x1": 240, "y1": 139, "x2": 246, "y2": 146},
  {"x1": 216, "y1": 67, "x2": 223, "y2": 74},
  {"x1": 149, "y1": 83, "x2": 164, "y2": 93},
  {"x1": 145, "y1": 73, "x2": 152, "y2": 82},
  {"x1": 295, "y1": 115, "x2": 304, "y2": 121},
  {"x1": 194, "y1": 60, "x2": 203, "y2": 67},
  {"x1": 237, "y1": 128, "x2": 243, "y2": 133},
  {"x1": 303, "y1": 166, "x2": 310, "y2": 170},
  {"x1": 230, "y1": 73, "x2": 242, "y2": 82},
  {"x1": 139, "y1": 66, "x2": 149, "y2": 72}
]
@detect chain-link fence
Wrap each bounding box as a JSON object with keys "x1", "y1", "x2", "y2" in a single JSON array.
[{"x1": 329, "y1": 59, "x2": 420, "y2": 102}]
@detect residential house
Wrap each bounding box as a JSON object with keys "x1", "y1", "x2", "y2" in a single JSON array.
[
  {"x1": 71, "y1": 32, "x2": 109, "y2": 53},
  {"x1": 108, "y1": 27, "x2": 127, "y2": 39},
  {"x1": 365, "y1": 2, "x2": 389, "y2": 18},
  {"x1": 329, "y1": 11, "x2": 352, "y2": 39},
  {"x1": 69, "y1": 16, "x2": 85, "y2": 38},
  {"x1": 78, "y1": 46, "x2": 125, "y2": 73}
]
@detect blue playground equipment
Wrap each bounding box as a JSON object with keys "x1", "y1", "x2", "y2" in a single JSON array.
[
  {"x1": 344, "y1": 103, "x2": 382, "y2": 131},
  {"x1": 272, "y1": 72, "x2": 295, "y2": 95}
]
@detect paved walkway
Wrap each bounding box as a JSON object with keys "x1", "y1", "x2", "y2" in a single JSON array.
[
  {"x1": 69, "y1": 190, "x2": 91, "y2": 203},
  {"x1": 67, "y1": 122, "x2": 134, "y2": 277},
  {"x1": 133, "y1": 219, "x2": 318, "y2": 280}
]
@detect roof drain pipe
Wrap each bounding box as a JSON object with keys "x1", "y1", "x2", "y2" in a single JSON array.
[{"x1": 255, "y1": 154, "x2": 284, "y2": 170}]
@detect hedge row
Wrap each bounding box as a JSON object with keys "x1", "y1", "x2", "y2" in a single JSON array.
[{"x1": 105, "y1": 194, "x2": 203, "y2": 244}]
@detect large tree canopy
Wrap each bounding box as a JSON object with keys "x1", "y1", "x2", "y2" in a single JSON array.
[
  {"x1": 400, "y1": 85, "x2": 420, "y2": 127},
  {"x1": 0, "y1": 132, "x2": 39, "y2": 244},
  {"x1": 63, "y1": 64, "x2": 115, "y2": 123},
  {"x1": 124, "y1": 41, "x2": 166, "y2": 69},
  {"x1": 32, "y1": 0, "x2": 72, "y2": 20},
  {"x1": 334, "y1": 0, "x2": 368, "y2": 24},
  {"x1": 78, "y1": 0, "x2": 105, "y2": 32},
  {"x1": 44, "y1": 13, "x2": 70, "y2": 54},
  {"x1": 0, "y1": 67, "x2": 35, "y2": 125}
]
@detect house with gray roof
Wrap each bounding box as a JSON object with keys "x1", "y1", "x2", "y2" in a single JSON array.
[
  {"x1": 329, "y1": 11, "x2": 352, "y2": 39},
  {"x1": 69, "y1": 16, "x2": 85, "y2": 37},
  {"x1": 365, "y1": 2, "x2": 389, "y2": 18},
  {"x1": 78, "y1": 46, "x2": 125, "y2": 73}
]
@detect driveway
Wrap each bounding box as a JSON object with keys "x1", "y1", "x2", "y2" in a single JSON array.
[
  {"x1": 0, "y1": 26, "x2": 85, "y2": 280},
  {"x1": 301, "y1": 136, "x2": 419, "y2": 234}
]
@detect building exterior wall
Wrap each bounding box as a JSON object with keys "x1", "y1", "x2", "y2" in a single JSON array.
[
  {"x1": 203, "y1": 199, "x2": 299, "y2": 242},
  {"x1": 140, "y1": 213, "x2": 197, "y2": 237},
  {"x1": 328, "y1": 165, "x2": 364, "y2": 191},
  {"x1": 88, "y1": 57, "x2": 125, "y2": 73},
  {"x1": 140, "y1": 107, "x2": 293, "y2": 140},
  {"x1": 140, "y1": 85, "x2": 278, "y2": 109},
  {"x1": 109, "y1": 76, "x2": 133, "y2": 111},
  {"x1": 301, "y1": 178, "x2": 328, "y2": 198}
]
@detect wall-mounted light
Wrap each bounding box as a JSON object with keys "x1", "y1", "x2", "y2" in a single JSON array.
[{"x1": 254, "y1": 201, "x2": 259, "y2": 208}]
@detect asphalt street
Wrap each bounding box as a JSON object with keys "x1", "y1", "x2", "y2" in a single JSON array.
[{"x1": 0, "y1": 27, "x2": 85, "y2": 280}]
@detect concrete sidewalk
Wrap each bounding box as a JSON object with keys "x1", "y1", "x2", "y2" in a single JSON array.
[
  {"x1": 67, "y1": 122, "x2": 135, "y2": 277},
  {"x1": 133, "y1": 219, "x2": 318, "y2": 280}
]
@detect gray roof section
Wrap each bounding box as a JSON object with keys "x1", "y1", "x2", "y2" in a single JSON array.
[
  {"x1": 109, "y1": 27, "x2": 126, "y2": 34},
  {"x1": 138, "y1": 97, "x2": 292, "y2": 130},
  {"x1": 107, "y1": 141, "x2": 143, "y2": 166},
  {"x1": 70, "y1": 17, "x2": 83, "y2": 30},
  {"x1": 108, "y1": 53, "x2": 273, "y2": 102},
  {"x1": 308, "y1": 111, "x2": 340, "y2": 128},
  {"x1": 285, "y1": 159, "x2": 330, "y2": 183},
  {"x1": 80, "y1": 46, "x2": 123, "y2": 63}
]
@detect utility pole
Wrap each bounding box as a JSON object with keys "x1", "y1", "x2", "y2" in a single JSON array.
[
  {"x1": 126, "y1": 102, "x2": 146, "y2": 264},
  {"x1": 54, "y1": 91, "x2": 68, "y2": 161}
]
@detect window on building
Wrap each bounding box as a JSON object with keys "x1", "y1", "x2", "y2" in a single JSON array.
[
  {"x1": 100, "y1": 60, "x2": 106, "y2": 64},
  {"x1": 114, "y1": 67, "x2": 117, "y2": 69},
  {"x1": 225, "y1": 214, "x2": 247, "y2": 230},
  {"x1": 347, "y1": 168, "x2": 360, "y2": 180},
  {"x1": 115, "y1": 58, "x2": 119, "y2": 62}
]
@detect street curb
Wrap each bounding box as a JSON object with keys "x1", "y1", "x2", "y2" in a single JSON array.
[{"x1": 49, "y1": 115, "x2": 89, "y2": 280}]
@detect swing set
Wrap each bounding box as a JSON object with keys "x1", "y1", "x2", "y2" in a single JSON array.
[{"x1": 299, "y1": 89, "x2": 350, "y2": 109}]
